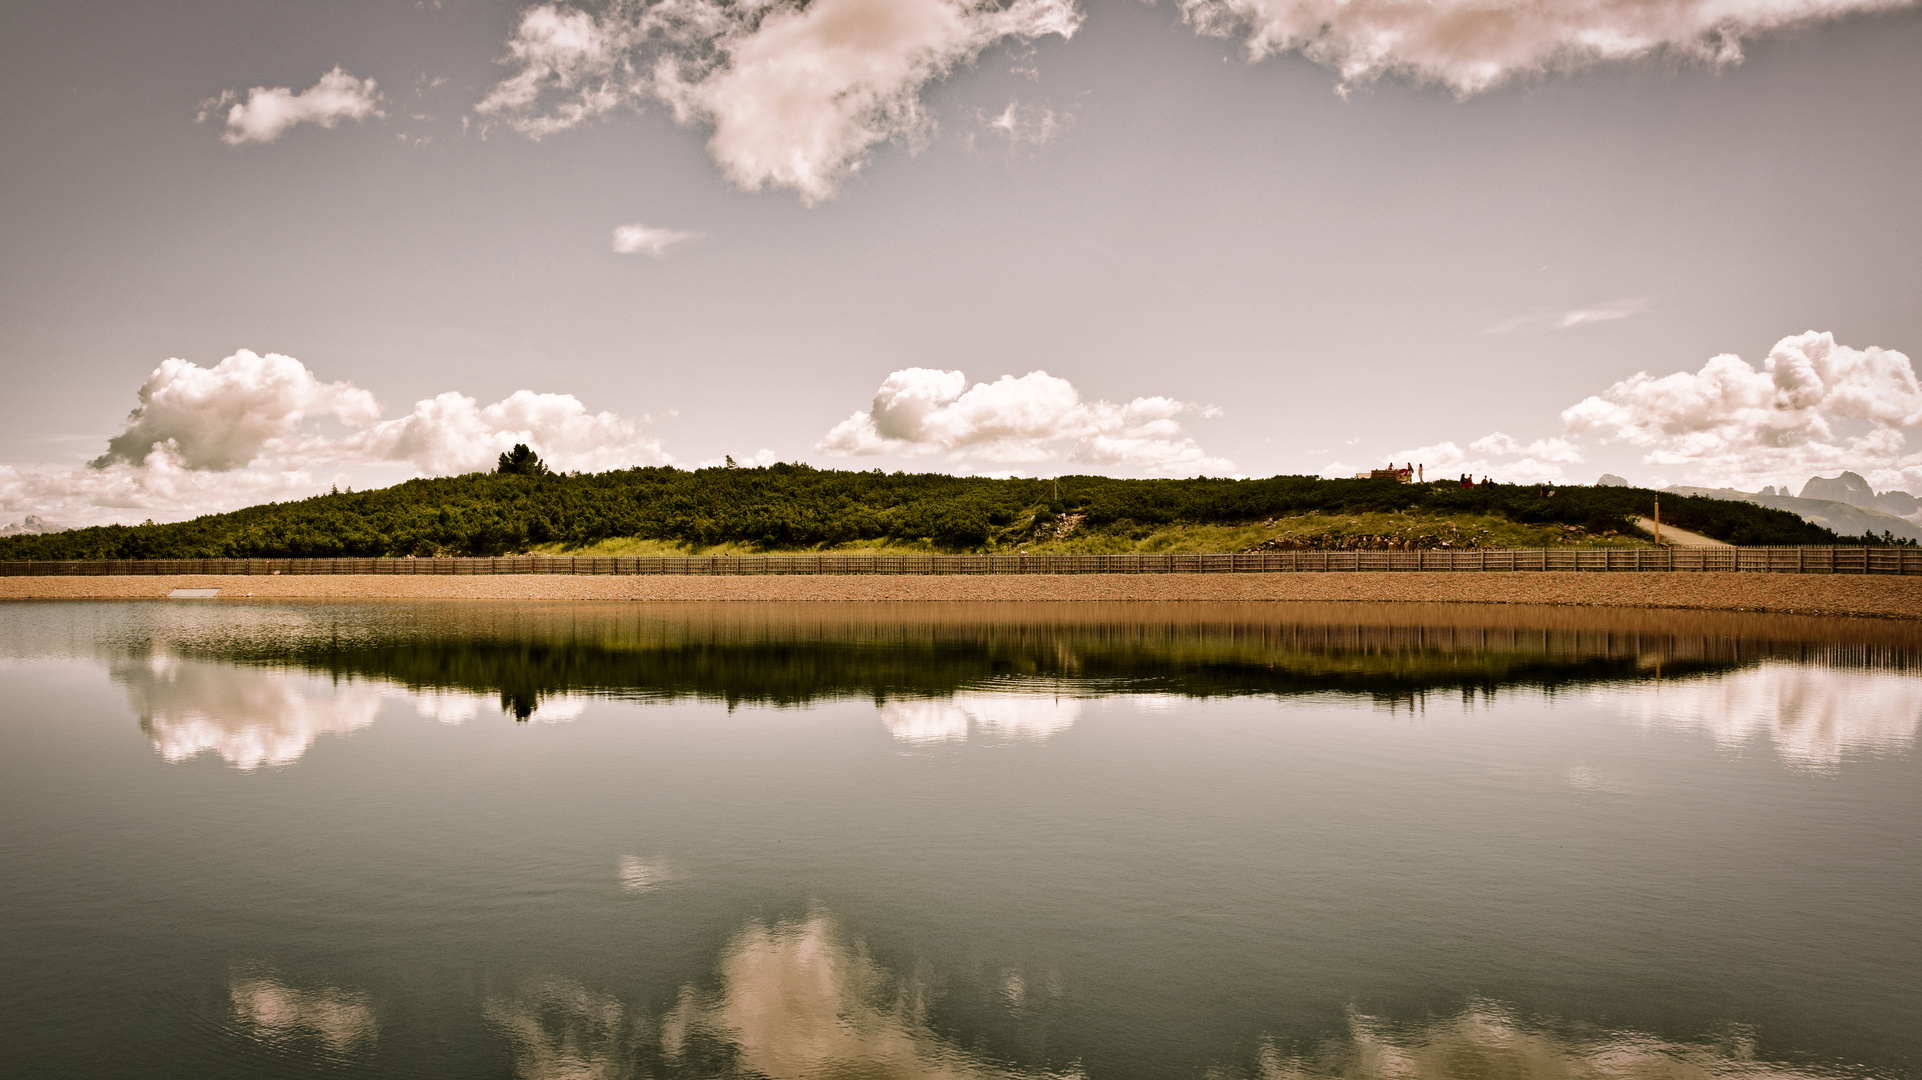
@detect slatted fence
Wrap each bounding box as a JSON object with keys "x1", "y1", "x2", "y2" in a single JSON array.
[{"x1": 3, "y1": 547, "x2": 1919, "y2": 576}]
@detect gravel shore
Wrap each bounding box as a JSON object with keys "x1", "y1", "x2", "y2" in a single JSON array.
[{"x1": 4, "y1": 572, "x2": 1921, "y2": 619}]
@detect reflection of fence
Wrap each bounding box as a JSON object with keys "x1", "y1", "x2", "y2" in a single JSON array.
[{"x1": 4, "y1": 547, "x2": 1921, "y2": 576}]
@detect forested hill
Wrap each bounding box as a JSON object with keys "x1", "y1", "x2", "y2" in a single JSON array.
[{"x1": 0, "y1": 464, "x2": 1843, "y2": 560}]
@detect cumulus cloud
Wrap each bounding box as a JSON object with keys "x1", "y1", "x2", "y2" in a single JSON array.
[
  {"x1": 201, "y1": 67, "x2": 385, "y2": 145},
  {"x1": 481, "y1": 0, "x2": 1082, "y2": 203},
  {"x1": 818, "y1": 367, "x2": 1232, "y2": 474},
  {"x1": 1178, "y1": 0, "x2": 1916, "y2": 96},
  {"x1": 91, "y1": 350, "x2": 379, "y2": 471},
  {"x1": 0, "y1": 350, "x2": 671, "y2": 525},
  {"x1": 1468, "y1": 432, "x2": 1583, "y2": 464},
  {"x1": 611, "y1": 221, "x2": 699, "y2": 255},
  {"x1": 347, "y1": 389, "x2": 669, "y2": 475},
  {"x1": 1561, "y1": 330, "x2": 1922, "y2": 492}
]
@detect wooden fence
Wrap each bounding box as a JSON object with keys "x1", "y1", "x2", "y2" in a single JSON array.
[{"x1": 3, "y1": 547, "x2": 1920, "y2": 577}]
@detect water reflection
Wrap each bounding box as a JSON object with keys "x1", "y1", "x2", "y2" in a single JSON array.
[
  {"x1": 659, "y1": 911, "x2": 1077, "y2": 1080},
  {"x1": 485, "y1": 977, "x2": 640, "y2": 1080},
  {"x1": 112, "y1": 653, "x2": 579, "y2": 767},
  {"x1": 478, "y1": 912, "x2": 1869, "y2": 1080},
  {"x1": 1213, "y1": 1002, "x2": 1846, "y2": 1080},
  {"x1": 228, "y1": 972, "x2": 377, "y2": 1057},
  {"x1": 617, "y1": 854, "x2": 685, "y2": 893},
  {"x1": 115, "y1": 653, "x2": 387, "y2": 770},
  {"x1": 883, "y1": 692, "x2": 1082, "y2": 745},
  {"x1": 1598, "y1": 663, "x2": 1922, "y2": 769},
  {"x1": 66, "y1": 602, "x2": 1922, "y2": 769}
]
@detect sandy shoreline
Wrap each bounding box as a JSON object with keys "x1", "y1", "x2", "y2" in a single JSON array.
[{"x1": 3, "y1": 572, "x2": 1921, "y2": 619}]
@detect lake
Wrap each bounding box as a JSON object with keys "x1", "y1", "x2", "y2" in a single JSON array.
[{"x1": 1, "y1": 599, "x2": 1918, "y2": 1079}]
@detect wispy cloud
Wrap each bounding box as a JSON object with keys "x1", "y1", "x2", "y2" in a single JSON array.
[
  {"x1": 200, "y1": 67, "x2": 385, "y2": 145},
  {"x1": 1485, "y1": 298, "x2": 1650, "y2": 334},
  {"x1": 610, "y1": 222, "x2": 699, "y2": 257},
  {"x1": 981, "y1": 100, "x2": 1069, "y2": 146},
  {"x1": 1178, "y1": 0, "x2": 1920, "y2": 96}
]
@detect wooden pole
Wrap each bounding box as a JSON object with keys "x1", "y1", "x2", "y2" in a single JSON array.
[{"x1": 1654, "y1": 497, "x2": 1662, "y2": 545}]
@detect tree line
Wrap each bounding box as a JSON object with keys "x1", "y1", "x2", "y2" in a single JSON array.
[{"x1": 0, "y1": 460, "x2": 1847, "y2": 560}]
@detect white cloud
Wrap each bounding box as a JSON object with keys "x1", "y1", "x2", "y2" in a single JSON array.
[
  {"x1": 92, "y1": 349, "x2": 379, "y2": 471},
  {"x1": 1469, "y1": 432, "x2": 1583, "y2": 464},
  {"x1": 611, "y1": 221, "x2": 699, "y2": 256},
  {"x1": 482, "y1": 0, "x2": 1083, "y2": 203},
  {"x1": 347, "y1": 389, "x2": 670, "y2": 475},
  {"x1": 1561, "y1": 330, "x2": 1922, "y2": 492},
  {"x1": 0, "y1": 351, "x2": 671, "y2": 525},
  {"x1": 1178, "y1": 0, "x2": 1916, "y2": 96},
  {"x1": 476, "y1": 4, "x2": 641, "y2": 138},
  {"x1": 818, "y1": 367, "x2": 1233, "y2": 475},
  {"x1": 1328, "y1": 431, "x2": 1579, "y2": 485},
  {"x1": 202, "y1": 67, "x2": 385, "y2": 145}
]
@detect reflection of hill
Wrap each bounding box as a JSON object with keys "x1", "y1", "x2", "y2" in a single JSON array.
[{"x1": 146, "y1": 601, "x2": 1922, "y2": 719}]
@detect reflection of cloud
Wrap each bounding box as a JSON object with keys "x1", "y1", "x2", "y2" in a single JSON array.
[
  {"x1": 485, "y1": 977, "x2": 637, "y2": 1080},
  {"x1": 663, "y1": 911, "x2": 1067, "y2": 1080},
  {"x1": 1565, "y1": 764, "x2": 1635, "y2": 795},
  {"x1": 526, "y1": 694, "x2": 589, "y2": 723},
  {"x1": 881, "y1": 693, "x2": 1081, "y2": 744},
  {"x1": 1212, "y1": 1000, "x2": 1845, "y2": 1080},
  {"x1": 410, "y1": 688, "x2": 491, "y2": 725},
  {"x1": 882, "y1": 699, "x2": 973, "y2": 744},
  {"x1": 118, "y1": 655, "x2": 386, "y2": 770},
  {"x1": 617, "y1": 854, "x2": 684, "y2": 893},
  {"x1": 230, "y1": 973, "x2": 377, "y2": 1055},
  {"x1": 1596, "y1": 663, "x2": 1922, "y2": 769}
]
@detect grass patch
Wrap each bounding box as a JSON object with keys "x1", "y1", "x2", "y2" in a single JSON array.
[{"x1": 532, "y1": 510, "x2": 1651, "y2": 556}]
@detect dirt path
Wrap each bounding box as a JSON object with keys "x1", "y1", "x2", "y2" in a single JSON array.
[
  {"x1": 1632, "y1": 517, "x2": 1731, "y2": 547},
  {"x1": 4, "y1": 572, "x2": 1920, "y2": 619}
]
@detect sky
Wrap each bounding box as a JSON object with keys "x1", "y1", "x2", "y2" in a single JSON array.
[{"x1": 2, "y1": 0, "x2": 1920, "y2": 525}]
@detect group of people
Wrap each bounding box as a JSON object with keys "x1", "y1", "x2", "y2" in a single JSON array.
[{"x1": 1456, "y1": 473, "x2": 1493, "y2": 488}]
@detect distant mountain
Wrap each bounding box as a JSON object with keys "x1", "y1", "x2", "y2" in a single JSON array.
[
  {"x1": 1595, "y1": 474, "x2": 1630, "y2": 487},
  {"x1": 1799, "y1": 472, "x2": 1922, "y2": 520},
  {"x1": 0, "y1": 515, "x2": 67, "y2": 538},
  {"x1": 1666, "y1": 484, "x2": 1922, "y2": 543}
]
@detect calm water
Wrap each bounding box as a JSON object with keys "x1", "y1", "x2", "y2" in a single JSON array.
[{"x1": 1, "y1": 600, "x2": 1918, "y2": 1080}]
